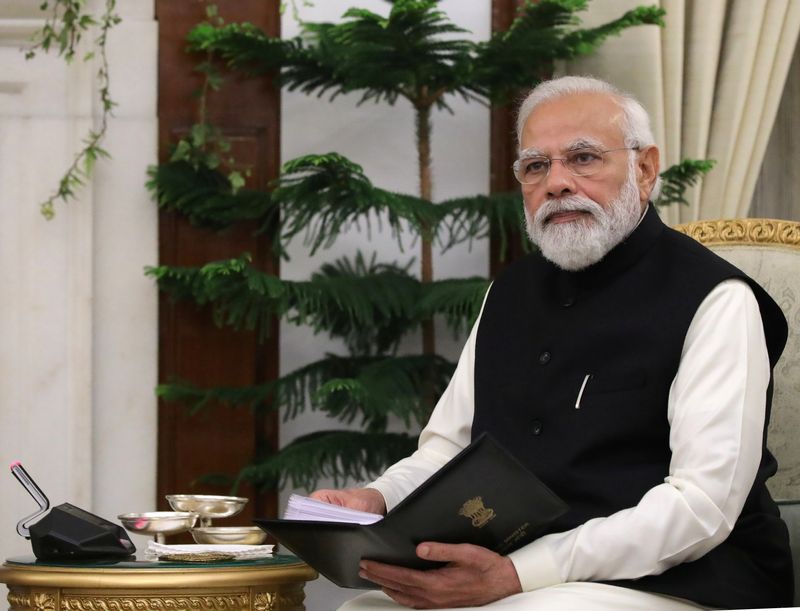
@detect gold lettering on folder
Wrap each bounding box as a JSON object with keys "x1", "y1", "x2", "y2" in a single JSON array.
[{"x1": 458, "y1": 497, "x2": 496, "y2": 528}]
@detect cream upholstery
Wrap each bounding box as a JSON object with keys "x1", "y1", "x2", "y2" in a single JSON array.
[{"x1": 674, "y1": 218, "x2": 800, "y2": 502}]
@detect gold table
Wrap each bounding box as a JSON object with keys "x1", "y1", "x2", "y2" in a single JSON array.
[{"x1": 0, "y1": 554, "x2": 317, "y2": 611}]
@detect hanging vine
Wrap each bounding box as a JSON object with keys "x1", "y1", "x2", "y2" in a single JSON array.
[{"x1": 27, "y1": 0, "x2": 121, "y2": 219}]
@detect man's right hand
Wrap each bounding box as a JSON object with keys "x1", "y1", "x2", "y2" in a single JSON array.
[{"x1": 310, "y1": 487, "x2": 387, "y2": 515}]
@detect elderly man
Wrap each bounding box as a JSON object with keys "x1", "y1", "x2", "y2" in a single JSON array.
[{"x1": 314, "y1": 76, "x2": 792, "y2": 610}]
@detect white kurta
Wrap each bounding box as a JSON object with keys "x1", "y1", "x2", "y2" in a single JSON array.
[{"x1": 352, "y1": 278, "x2": 769, "y2": 609}]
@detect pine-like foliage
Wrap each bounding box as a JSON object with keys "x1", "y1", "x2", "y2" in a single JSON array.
[
  {"x1": 473, "y1": 2, "x2": 665, "y2": 102},
  {"x1": 438, "y1": 192, "x2": 530, "y2": 258},
  {"x1": 655, "y1": 159, "x2": 716, "y2": 207},
  {"x1": 150, "y1": 149, "x2": 537, "y2": 260},
  {"x1": 147, "y1": 160, "x2": 277, "y2": 232},
  {"x1": 159, "y1": 353, "x2": 455, "y2": 428},
  {"x1": 148, "y1": 251, "x2": 489, "y2": 347},
  {"x1": 147, "y1": 253, "x2": 418, "y2": 344},
  {"x1": 237, "y1": 430, "x2": 420, "y2": 491},
  {"x1": 188, "y1": 0, "x2": 665, "y2": 111},
  {"x1": 274, "y1": 154, "x2": 439, "y2": 253},
  {"x1": 152, "y1": 1, "x2": 706, "y2": 492}
]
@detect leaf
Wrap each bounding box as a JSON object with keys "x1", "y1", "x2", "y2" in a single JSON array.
[
  {"x1": 274, "y1": 153, "x2": 440, "y2": 254},
  {"x1": 146, "y1": 161, "x2": 277, "y2": 232},
  {"x1": 655, "y1": 159, "x2": 715, "y2": 208},
  {"x1": 237, "y1": 430, "x2": 419, "y2": 491},
  {"x1": 417, "y1": 277, "x2": 490, "y2": 335},
  {"x1": 228, "y1": 170, "x2": 246, "y2": 193},
  {"x1": 150, "y1": 250, "x2": 489, "y2": 348},
  {"x1": 438, "y1": 191, "x2": 532, "y2": 260},
  {"x1": 472, "y1": 0, "x2": 665, "y2": 102}
]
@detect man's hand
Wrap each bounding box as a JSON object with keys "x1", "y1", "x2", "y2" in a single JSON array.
[
  {"x1": 358, "y1": 542, "x2": 522, "y2": 609},
  {"x1": 309, "y1": 487, "x2": 387, "y2": 515}
]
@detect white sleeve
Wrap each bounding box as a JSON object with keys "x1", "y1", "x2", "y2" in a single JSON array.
[
  {"x1": 508, "y1": 279, "x2": 771, "y2": 591},
  {"x1": 367, "y1": 287, "x2": 490, "y2": 511}
]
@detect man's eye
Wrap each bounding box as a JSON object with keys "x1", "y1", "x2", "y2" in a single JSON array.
[
  {"x1": 570, "y1": 151, "x2": 602, "y2": 165},
  {"x1": 525, "y1": 159, "x2": 548, "y2": 174}
]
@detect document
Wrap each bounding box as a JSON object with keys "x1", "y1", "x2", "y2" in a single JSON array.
[
  {"x1": 283, "y1": 494, "x2": 383, "y2": 525},
  {"x1": 255, "y1": 433, "x2": 567, "y2": 589}
]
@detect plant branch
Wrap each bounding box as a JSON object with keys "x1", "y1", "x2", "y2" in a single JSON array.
[{"x1": 30, "y1": 0, "x2": 120, "y2": 219}]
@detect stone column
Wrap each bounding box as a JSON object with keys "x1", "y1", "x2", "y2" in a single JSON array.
[{"x1": 0, "y1": 0, "x2": 158, "y2": 564}]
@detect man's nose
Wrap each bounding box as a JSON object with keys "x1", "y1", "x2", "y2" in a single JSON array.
[{"x1": 545, "y1": 160, "x2": 576, "y2": 198}]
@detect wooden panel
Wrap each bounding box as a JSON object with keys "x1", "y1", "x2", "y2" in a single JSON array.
[
  {"x1": 156, "y1": 0, "x2": 281, "y2": 533},
  {"x1": 489, "y1": 0, "x2": 550, "y2": 277}
]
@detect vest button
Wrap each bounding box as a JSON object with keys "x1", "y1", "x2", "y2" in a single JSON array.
[
  {"x1": 563, "y1": 296, "x2": 575, "y2": 307},
  {"x1": 538, "y1": 351, "x2": 551, "y2": 365},
  {"x1": 532, "y1": 420, "x2": 543, "y2": 435}
]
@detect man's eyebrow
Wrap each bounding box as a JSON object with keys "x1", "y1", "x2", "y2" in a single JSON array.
[
  {"x1": 518, "y1": 147, "x2": 545, "y2": 159},
  {"x1": 565, "y1": 137, "x2": 605, "y2": 151},
  {"x1": 517, "y1": 138, "x2": 605, "y2": 158}
]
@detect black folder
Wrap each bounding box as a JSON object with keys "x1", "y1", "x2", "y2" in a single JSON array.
[{"x1": 255, "y1": 433, "x2": 568, "y2": 589}]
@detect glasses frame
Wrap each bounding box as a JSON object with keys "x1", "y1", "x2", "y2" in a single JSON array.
[{"x1": 512, "y1": 146, "x2": 640, "y2": 185}]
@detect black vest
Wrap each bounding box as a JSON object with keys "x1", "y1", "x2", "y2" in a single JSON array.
[{"x1": 472, "y1": 205, "x2": 792, "y2": 609}]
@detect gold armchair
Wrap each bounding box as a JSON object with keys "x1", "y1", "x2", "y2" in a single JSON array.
[{"x1": 675, "y1": 218, "x2": 800, "y2": 603}]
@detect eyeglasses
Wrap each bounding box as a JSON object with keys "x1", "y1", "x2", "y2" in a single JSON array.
[{"x1": 512, "y1": 147, "x2": 639, "y2": 185}]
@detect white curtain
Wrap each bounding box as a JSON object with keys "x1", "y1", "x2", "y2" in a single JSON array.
[{"x1": 560, "y1": 0, "x2": 800, "y2": 223}]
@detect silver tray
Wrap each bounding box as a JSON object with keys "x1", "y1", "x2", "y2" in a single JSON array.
[
  {"x1": 165, "y1": 494, "x2": 248, "y2": 526},
  {"x1": 191, "y1": 526, "x2": 267, "y2": 545},
  {"x1": 118, "y1": 511, "x2": 198, "y2": 543}
]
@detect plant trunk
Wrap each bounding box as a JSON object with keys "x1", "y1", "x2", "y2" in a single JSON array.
[{"x1": 416, "y1": 103, "x2": 435, "y2": 357}]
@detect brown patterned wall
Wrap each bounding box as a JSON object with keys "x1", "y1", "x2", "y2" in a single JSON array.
[
  {"x1": 155, "y1": 1, "x2": 281, "y2": 528},
  {"x1": 489, "y1": 0, "x2": 551, "y2": 277}
]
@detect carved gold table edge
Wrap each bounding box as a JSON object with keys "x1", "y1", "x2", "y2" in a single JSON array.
[
  {"x1": 673, "y1": 218, "x2": 800, "y2": 250},
  {"x1": 7, "y1": 586, "x2": 307, "y2": 611},
  {"x1": 1, "y1": 559, "x2": 317, "y2": 611}
]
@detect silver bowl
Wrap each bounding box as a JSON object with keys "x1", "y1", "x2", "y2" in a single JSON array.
[
  {"x1": 191, "y1": 526, "x2": 267, "y2": 545},
  {"x1": 165, "y1": 494, "x2": 248, "y2": 526},
  {"x1": 117, "y1": 511, "x2": 198, "y2": 543}
]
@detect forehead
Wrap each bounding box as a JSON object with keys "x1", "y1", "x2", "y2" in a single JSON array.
[{"x1": 520, "y1": 92, "x2": 626, "y2": 152}]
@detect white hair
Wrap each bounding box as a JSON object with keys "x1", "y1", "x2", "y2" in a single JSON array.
[
  {"x1": 525, "y1": 153, "x2": 642, "y2": 270},
  {"x1": 516, "y1": 76, "x2": 661, "y2": 200}
]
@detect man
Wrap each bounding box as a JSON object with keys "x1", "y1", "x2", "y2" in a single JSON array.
[{"x1": 314, "y1": 76, "x2": 793, "y2": 610}]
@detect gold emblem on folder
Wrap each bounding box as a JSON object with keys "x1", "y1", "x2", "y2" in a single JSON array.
[{"x1": 458, "y1": 496, "x2": 496, "y2": 528}]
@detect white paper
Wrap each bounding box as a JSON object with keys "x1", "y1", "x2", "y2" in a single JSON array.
[{"x1": 283, "y1": 493, "x2": 383, "y2": 525}]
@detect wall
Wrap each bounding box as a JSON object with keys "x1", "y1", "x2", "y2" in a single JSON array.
[
  {"x1": 0, "y1": 0, "x2": 159, "y2": 571},
  {"x1": 279, "y1": 2, "x2": 491, "y2": 608}
]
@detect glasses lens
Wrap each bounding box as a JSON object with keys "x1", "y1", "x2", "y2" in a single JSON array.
[
  {"x1": 514, "y1": 157, "x2": 549, "y2": 184},
  {"x1": 564, "y1": 149, "x2": 604, "y2": 176}
]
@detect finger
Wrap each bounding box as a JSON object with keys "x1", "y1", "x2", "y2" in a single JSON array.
[
  {"x1": 358, "y1": 563, "x2": 406, "y2": 591},
  {"x1": 309, "y1": 489, "x2": 338, "y2": 504},
  {"x1": 359, "y1": 566, "x2": 433, "y2": 604},
  {"x1": 360, "y1": 560, "x2": 434, "y2": 590},
  {"x1": 417, "y1": 542, "x2": 486, "y2": 564}
]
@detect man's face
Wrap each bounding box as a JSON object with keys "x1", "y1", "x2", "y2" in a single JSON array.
[
  {"x1": 518, "y1": 92, "x2": 659, "y2": 270},
  {"x1": 519, "y1": 92, "x2": 644, "y2": 221}
]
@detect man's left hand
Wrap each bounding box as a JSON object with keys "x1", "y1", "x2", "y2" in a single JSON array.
[{"x1": 358, "y1": 542, "x2": 522, "y2": 609}]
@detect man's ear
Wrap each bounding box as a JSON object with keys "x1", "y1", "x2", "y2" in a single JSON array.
[{"x1": 637, "y1": 145, "x2": 660, "y2": 203}]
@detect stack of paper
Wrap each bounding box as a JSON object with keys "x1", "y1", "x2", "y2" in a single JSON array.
[{"x1": 283, "y1": 494, "x2": 383, "y2": 525}]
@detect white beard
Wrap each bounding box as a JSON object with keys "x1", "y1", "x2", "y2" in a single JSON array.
[{"x1": 525, "y1": 166, "x2": 643, "y2": 271}]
